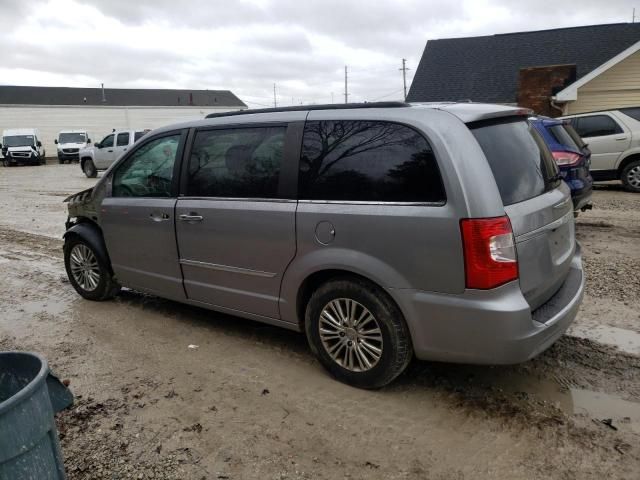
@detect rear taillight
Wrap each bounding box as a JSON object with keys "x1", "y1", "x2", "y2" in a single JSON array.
[
  {"x1": 460, "y1": 216, "x2": 518, "y2": 289},
  {"x1": 552, "y1": 151, "x2": 581, "y2": 166}
]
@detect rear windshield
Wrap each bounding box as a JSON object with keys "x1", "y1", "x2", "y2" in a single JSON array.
[
  {"x1": 561, "y1": 123, "x2": 587, "y2": 149},
  {"x1": 548, "y1": 124, "x2": 580, "y2": 151},
  {"x1": 471, "y1": 119, "x2": 560, "y2": 206}
]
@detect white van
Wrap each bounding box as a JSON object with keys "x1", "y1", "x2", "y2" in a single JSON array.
[
  {"x1": 1, "y1": 129, "x2": 45, "y2": 166},
  {"x1": 55, "y1": 130, "x2": 91, "y2": 164}
]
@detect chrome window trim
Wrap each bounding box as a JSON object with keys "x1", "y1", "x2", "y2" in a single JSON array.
[
  {"x1": 297, "y1": 199, "x2": 445, "y2": 207},
  {"x1": 180, "y1": 259, "x2": 277, "y2": 278}
]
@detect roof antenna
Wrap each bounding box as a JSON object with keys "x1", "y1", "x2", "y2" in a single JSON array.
[{"x1": 101, "y1": 83, "x2": 106, "y2": 103}]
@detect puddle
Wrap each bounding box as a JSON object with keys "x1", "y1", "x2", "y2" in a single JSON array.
[
  {"x1": 569, "y1": 325, "x2": 640, "y2": 355},
  {"x1": 454, "y1": 368, "x2": 640, "y2": 433}
]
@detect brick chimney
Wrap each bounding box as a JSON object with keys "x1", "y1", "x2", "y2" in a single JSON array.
[{"x1": 517, "y1": 64, "x2": 576, "y2": 117}]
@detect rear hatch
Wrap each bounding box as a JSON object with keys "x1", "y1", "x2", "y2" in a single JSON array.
[{"x1": 470, "y1": 118, "x2": 575, "y2": 310}]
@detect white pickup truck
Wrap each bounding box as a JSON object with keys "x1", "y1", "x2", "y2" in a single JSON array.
[{"x1": 79, "y1": 129, "x2": 148, "y2": 177}]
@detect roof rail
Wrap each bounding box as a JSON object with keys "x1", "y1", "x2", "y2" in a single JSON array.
[{"x1": 205, "y1": 101, "x2": 410, "y2": 119}]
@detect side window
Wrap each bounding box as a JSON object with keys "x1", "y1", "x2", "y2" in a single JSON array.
[
  {"x1": 100, "y1": 134, "x2": 114, "y2": 148},
  {"x1": 112, "y1": 134, "x2": 181, "y2": 197},
  {"x1": 134, "y1": 131, "x2": 146, "y2": 142},
  {"x1": 186, "y1": 127, "x2": 285, "y2": 198},
  {"x1": 299, "y1": 120, "x2": 446, "y2": 203},
  {"x1": 574, "y1": 115, "x2": 622, "y2": 138},
  {"x1": 116, "y1": 132, "x2": 130, "y2": 146}
]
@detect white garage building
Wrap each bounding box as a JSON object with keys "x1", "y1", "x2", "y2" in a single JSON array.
[{"x1": 0, "y1": 85, "x2": 247, "y2": 157}]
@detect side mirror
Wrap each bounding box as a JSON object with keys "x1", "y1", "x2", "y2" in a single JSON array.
[
  {"x1": 95, "y1": 142, "x2": 101, "y2": 149},
  {"x1": 37, "y1": 141, "x2": 42, "y2": 147},
  {"x1": 54, "y1": 139, "x2": 58, "y2": 144},
  {"x1": 87, "y1": 139, "x2": 92, "y2": 144}
]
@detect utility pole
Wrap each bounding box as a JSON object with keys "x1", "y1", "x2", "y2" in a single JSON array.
[
  {"x1": 331, "y1": 92, "x2": 334, "y2": 104},
  {"x1": 344, "y1": 66, "x2": 348, "y2": 104},
  {"x1": 273, "y1": 83, "x2": 277, "y2": 108},
  {"x1": 634, "y1": 8, "x2": 636, "y2": 22},
  {"x1": 399, "y1": 59, "x2": 410, "y2": 100}
]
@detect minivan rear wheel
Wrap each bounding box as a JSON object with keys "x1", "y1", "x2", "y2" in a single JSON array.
[
  {"x1": 305, "y1": 278, "x2": 413, "y2": 389},
  {"x1": 621, "y1": 159, "x2": 640, "y2": 193},
  {"x1": 64, "y1": 236, "x2": 120, "y2": 301}
]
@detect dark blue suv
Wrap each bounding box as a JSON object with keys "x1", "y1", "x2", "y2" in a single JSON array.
[{"x1": 530, "y1": 116, "x2": 593, "y2": 213}]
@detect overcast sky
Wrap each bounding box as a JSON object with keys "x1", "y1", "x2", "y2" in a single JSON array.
[{"x1": 0, "y1": 0, "x2": 637, "y2": 107}]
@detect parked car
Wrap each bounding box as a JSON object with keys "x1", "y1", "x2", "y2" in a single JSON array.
[
  {"x1": 55, "y1": 130, "x2": 91, "y2": 164},
  {"x1": 560, "y1": 108, "x2": 640, "y2": 192},
  {"x1": 63, "y1": 102, "x2": 584, "y2": 388},
  {"x1": 1, "y1": 128, "x2": 45, "y2": 166},
  {"x1": 79, "y1": 129, "x2": 148, "y2": 178},
  {"x1": 529, "y1": 116, "x2": 593, "y2": 212}
]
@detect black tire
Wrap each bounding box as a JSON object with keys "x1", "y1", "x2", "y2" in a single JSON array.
[
  {"x1": 621, "y1": 159, "x2": 640, "y2": 193},
  {"x1": 58, "y1": 158, "x2": 64, "y2": 164},
  {"x1": 305, "y1": 277, "x2": 413, "y2": 389},
  {"x1": 2, "y1": 158, "x2": 10, "y2": 167},
  {"x1": 64, "y1": 236, "x2": 120, "y2": 301},
  {"x1": 83, "y1": 159, "x2": 97, "y2": 178}
]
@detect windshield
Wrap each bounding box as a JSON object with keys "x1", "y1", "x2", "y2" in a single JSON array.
[
  {"x1": 59, "y1": 133, "x2": 86, "y2": 144},
  {"x1": 3, "y1": 135, "x2": 35, "y2": 147}
]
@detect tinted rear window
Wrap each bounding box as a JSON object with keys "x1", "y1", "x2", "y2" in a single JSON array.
[
  {"x1": 299, "y1": 120, "x2": 445, "y2": 203},
  {"x1": 562, "y1": 123, "x2": 587, "y2": 149},
  {"x1": 548, "y1": 124, "x2": 580, "y2": 151},
  {"x1": 471, "y1": 119, "x2": 559, "y2": 206}
]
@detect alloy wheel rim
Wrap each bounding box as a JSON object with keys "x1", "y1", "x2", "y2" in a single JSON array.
[
  {"x1": 319, "y1": 298, "x2": 383, "y2": 372},
  {"x1": 84, "y1": 162, "x2": 93, "y2": 175},
  {"x1": 69, "y1": 244, "x2": 100, "y2": 291},
  {"x1": 628, "y1": 165, "x2": 640, "y2": 188}
]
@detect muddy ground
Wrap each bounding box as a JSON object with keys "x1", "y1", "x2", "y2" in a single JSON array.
[{"x1": 0, "y1": 164, "x2": 639, "y2": 479}]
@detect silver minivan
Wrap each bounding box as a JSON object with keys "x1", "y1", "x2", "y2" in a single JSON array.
[{"x1": 63, "y1": 102, "x2": 585, "y2": 388}]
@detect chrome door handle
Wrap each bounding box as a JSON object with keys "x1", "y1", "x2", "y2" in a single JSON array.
[
  {"x1": 615, "y1": 137, "x2": 628, "y2": 141},
  {"x1": 107, "y1": 149, "x2": 113, "y2": 152},
  {"x1": 179, "y1": 214, "x2": 203, "y2": 222}
]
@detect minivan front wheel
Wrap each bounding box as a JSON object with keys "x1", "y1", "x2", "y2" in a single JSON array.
[
  {"x1": 305, "y1": 278, "x2": 413, "y2": 389},
  {"x1": 64, "y1": 237, "x2": 119, "y2": 301},
  {"x1": 621, "y1": 159, "x2": 640, "y2": 193}
]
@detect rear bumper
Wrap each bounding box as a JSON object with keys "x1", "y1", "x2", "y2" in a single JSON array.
[{"x1": 394, "y1": 245, "x2": 584, "y2": 364}]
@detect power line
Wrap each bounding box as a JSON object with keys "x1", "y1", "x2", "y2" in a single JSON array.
[{"x1": 369, "y1": 88, "x2": 405, "y2": 102}]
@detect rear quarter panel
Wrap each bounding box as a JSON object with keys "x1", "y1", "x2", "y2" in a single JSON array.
[{"x1": 279, "y1": 107, "x2": 507, "y2": 324}]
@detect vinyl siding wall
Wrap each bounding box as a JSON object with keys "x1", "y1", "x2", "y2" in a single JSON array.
[
  {"x1": 567, "y1": 50, "x2": 640, "y2": 114},
  {"x1": 0, "y1": 105, "x2": 243, "y2": 157}
]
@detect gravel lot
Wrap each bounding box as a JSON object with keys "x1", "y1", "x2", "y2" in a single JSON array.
[{"x1": 1, "y1": 164, "x2": 639, "y2": 479}]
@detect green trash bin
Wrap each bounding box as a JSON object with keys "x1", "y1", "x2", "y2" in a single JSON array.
[{"x1": 0, "y1": 352, "x2": 73, "y2": 480}]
